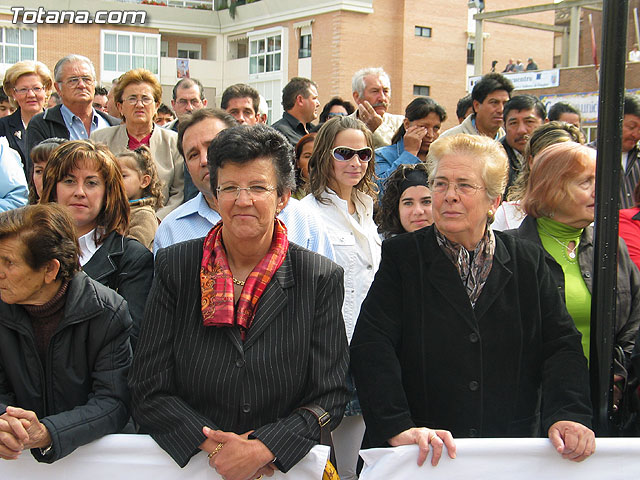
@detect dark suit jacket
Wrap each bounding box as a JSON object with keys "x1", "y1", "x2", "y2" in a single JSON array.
[
  {"x1": 500, "y1": 136, "x2": 522, "y2": 198},
  {"x1": 129, "y1": 239, "x2": 350, "y2": 471},
  {"x1": 83, "y1": 231, "x2": 153, "y2": 348},
  {"x1": 0, "y1": 109, "x2": 30, "y2": 176},
  {"x1": 350, "y1": 226, "x2": 592, "y2": 447},
  {"x1": 25, "y1": 104, "x2": 119, "y2": 158}
]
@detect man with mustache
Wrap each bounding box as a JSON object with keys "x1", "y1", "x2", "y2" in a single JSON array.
[
  {"x1": 500, "y1": 94, "x2": 546, "y2": 195},
  {"x1": 440, "y1": 72, "x2": 513, "y2": 141},
  {"x1": 349, "y1": 67, "x2": 404, "y2": 148}
]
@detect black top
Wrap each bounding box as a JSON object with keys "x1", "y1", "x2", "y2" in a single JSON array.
[{"x1": 271, "y1": 111, "x2": 313, "y2": 146}]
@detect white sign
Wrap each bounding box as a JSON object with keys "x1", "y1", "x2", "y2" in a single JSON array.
[
  {"x1": 0, "y1": 435, "x2": 330, "y2": 480},
  {"x1": 469, "y1": 69, "x2": 560, "y2": 92},
  {"x1": 360, "y1": 438, "x2": 640, "y2": 479},
  {"x1": 540, "y1": 89, "x2": 640, "y2": 125}
]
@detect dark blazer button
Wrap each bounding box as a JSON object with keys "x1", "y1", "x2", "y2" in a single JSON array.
[
  {"x1": 235, "y1": 358, "x2": 245, "y2": 368},
  {"x1": 584, "y1": 272, "x2": 591, "y2": 278},
  {"x1": 469, "y1": 428, "x2": 478, "y2": 437},
  {"x1": 469, "y1": 380, "x2": 479, "y2": 391},
  {"x1": 242, "y1": 403, "x2": 251, "y2": 413},
  {"x1": 469, "y1": 332, "x2": 479, "y2": 343}
]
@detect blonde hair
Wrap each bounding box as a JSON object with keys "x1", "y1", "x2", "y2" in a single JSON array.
[
  {"x1": 116, "y1": 146, "x2": 164, "y2": 208},
  {"x1": 3, "y1": 61, "x2": 54, "y2": 108},
  {"x1": 426, "y1": 134, "x2": 508, "y2": 201}
]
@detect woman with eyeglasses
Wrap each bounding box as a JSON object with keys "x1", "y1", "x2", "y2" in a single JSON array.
[
  {"x1": 351, "y1": 134, "x2": 595, "y2": 468},
  {"x1": 318, "y1": 97, "x2": 355, "y2": 124},
  {"x1": 376, "y1": 163, "x2": 433, "y2": 238},
  {"x1": 91, "y1": 68, "x2": 184, "y2": 220},
  {"x1": 0, "y1": 61, "x2": 54, "y2": 176},
  {"x1": 130, "y1": 125, "x2": 349, "y2": 478},
  {"x1": 301, "y1": 116, "x2": 380, "y2": 480}
]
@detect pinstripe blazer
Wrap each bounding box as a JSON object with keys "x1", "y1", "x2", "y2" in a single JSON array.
[{"x1": 129, "y1": 238, "x2": 350, "y2": 471}]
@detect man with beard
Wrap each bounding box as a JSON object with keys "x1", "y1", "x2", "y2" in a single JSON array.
[
  {"x1": 349, "y1": 67, "x2": 403, "y2": 148},
  {"x1": 500, "y1": 94, "x2": 546, "y2": 194}
]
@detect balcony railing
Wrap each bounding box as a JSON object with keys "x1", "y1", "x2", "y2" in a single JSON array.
[{"x1": 114, "y1": 0, "x2": 261, "y2": 11}]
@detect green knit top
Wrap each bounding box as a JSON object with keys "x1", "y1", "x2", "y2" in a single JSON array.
[{"x1": 537, "y1": 216, "x2": 591, "y2": 359}]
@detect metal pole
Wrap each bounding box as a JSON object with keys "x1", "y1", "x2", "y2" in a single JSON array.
[
  {"x1": 591, "y1": 0, "x2": 629, "y2": 436},
  {"x1": 475, "y1": 18, "x2": 484, "y2": 75},
  {"x1": 569, "y1": 6, "x2": 582, "y2": 66}
]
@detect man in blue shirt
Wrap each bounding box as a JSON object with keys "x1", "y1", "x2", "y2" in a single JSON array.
[
  {"x1": 26, "y1": 55, "x2": 119, "y2": 158},
  {"x1": 154, "y1": 108, "x2": 335, "y2": 261}
]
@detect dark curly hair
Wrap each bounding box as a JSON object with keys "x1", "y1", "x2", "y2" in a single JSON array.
[{"x1": 375, "y1": 163, "x2": 430, "y2": 237}]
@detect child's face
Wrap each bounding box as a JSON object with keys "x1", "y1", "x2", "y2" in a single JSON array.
[
  {"x1": 0, "y1": 101, "x2": 14, "y2": 118},
  {"x1": 118, "y1": 161, "x2": 147, "y2": 200}
]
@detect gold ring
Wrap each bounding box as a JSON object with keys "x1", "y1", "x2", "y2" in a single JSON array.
[
  {"x1": 429, "y1": 432, "x2": 437, "y2": 442},
  {"x1": 208, "y1": 442, "x2": 224, "y2": 458},
  {"x1": 257, "y1": 476, "x2": 263, "y2": 480}
]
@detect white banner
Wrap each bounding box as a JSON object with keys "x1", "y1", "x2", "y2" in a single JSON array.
[
  {"x1": 469, "y1": 69, "x2": 560, "y2": 92},
  {"x1": 0, "y1": 434, "x2": 330, "y2": 479},
  {"x1": 359, "y1": 438, "x2": 639, "y2": 479}
]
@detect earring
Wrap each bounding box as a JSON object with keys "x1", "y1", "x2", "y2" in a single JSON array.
[{"x1": 487, "y1": 209, "x2": 495, "y2": 222}]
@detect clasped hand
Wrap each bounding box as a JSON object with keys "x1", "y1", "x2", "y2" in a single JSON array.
[
  {"x1": 200, "y1": 426, "x2": 276, "y2": 480},
  {"x1": 0, "y1": 406, "x2": 51, "y2": 459}
]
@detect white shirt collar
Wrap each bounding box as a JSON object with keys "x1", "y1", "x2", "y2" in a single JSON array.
[{"x1": 78, "y1": 228, "x2": 99, "y2": 266}]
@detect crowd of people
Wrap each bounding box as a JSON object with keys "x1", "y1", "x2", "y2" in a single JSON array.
[{"x1": 1, "y1": 53, "x2": 640, "y2": 480}]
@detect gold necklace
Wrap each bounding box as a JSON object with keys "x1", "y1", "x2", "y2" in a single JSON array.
[{"x1": 232, "y1": 277, "x2": 245, "y2": 286}]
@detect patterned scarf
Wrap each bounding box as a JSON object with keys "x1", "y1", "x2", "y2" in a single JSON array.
[
  {"x1": 435, "y1": 226, "x2": 495, "y2": 307},
  {"x1": 200, "y1": 219, "x2": 289, "y2": 340}
]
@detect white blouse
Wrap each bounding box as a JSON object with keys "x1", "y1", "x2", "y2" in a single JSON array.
[{"x1": 301, "y1": 189, "x2": 381, "y2": 342}]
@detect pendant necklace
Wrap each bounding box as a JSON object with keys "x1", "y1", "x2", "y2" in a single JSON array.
[{"x1": 538, "y1": 223, "x2": 577, "y2": 260}]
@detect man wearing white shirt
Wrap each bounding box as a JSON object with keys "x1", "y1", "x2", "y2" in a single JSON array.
[
  {"x1": 349, "y1": 67, "x2": 404, "y2": 149},
  {"x1": 154, "y1": 108, "x2": 335, "y2": 260}
]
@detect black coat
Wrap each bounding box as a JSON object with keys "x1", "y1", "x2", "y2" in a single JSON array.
[
  {"x1": 129, "y1": 239, "x2": 350, "y2": 471},
  {"x1": 25, "y1": 104, "x2": 119, "y2": 158},
  {"x1": 0, "y1": 109, "x2": 30, "y2": 176},
  {"x1": 507, "y1": 215, "x2": 640, "y2": 381},
  {"x1": 0, "y1": 272, "x2": 132, "y2": 462},
  {"x1": 350, "y1": 226, "x2": 592, "y2": 448},
  {"x1": 82, "y1": 231, "x2": 154, "y2": 348}
]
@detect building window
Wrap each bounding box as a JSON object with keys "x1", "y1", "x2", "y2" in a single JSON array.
[
  {"x1": 299, "y1": 34, "x2": 311, "y2": 58},
  {"x1": 228, "y1": 37, "x2": 248, "y2": 60},
  {"x1": 102, "y1": 31, "x2": 160, "y2": 79},
  {"x1": 177, "y1": 42, "x2": 201, "y2": 60},
  {"x1": 160, "y1": 41, "x2": 168, "y2": 58},
  {"x1": 415, "y1": 26, "x2": 432, "y2": 38},
  {"x1": 249, "y1": 34, "x2": 281, "y2": 74},
  {"x1": 0, "y1": 27, "x2": 35, "y2": 65},
  {"x1": 467, "y1": 40, "x2": 475, "y2": 65},
  {"x1": 413, "y1": 85, "x2": 430, "y2": 96}
]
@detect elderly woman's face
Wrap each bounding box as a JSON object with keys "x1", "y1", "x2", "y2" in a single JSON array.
[
  {"x1": 117, "y1": 82, "x2": 158, "y2": 127},
  {"x1": 13, "y1": 73, "x2": 47, "y2": 115},
  {"x1": 214, "y1": 157, "x2": 289, "y2": 242},
  {"x1": 431, "y1": 154, "x2": 500, "y2": 249},
  {"x1": 552, "y1": 154, "x2": 596, "y2": 229},
  {"x1": 55, "y1": 160, "x2": 106, "y2": 237},
  {"x1": 0, "y1": 237, "x2": 52, "y2": 305}
]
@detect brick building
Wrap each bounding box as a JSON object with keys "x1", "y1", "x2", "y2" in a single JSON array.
[{"x1": 1, "y1": 0, "x2": 553, "y2": 130}]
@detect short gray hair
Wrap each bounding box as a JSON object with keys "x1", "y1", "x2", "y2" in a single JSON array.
[
  {"x1": 351, "y1": 67, "x2": 390, "y2": 97},
  {"x1": 427, "y1": 134, "x2": 508, "y2": 202},
  {"x1": 54, "y1": 55, "x2": 96, "y2": 83}
]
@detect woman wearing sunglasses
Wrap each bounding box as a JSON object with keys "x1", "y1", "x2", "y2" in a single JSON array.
[{"x1": 301, "y1": 116, "x2": 380, "y2": 480}]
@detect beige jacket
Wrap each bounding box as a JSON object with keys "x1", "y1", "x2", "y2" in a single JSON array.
[{"x1": 91, "y1": 124, "x2": 184, "y2": 219}]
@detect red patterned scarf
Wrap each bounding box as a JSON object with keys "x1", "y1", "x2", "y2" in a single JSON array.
[{"x1": 200, "y1": 219, "x2": 289, "y2": 340}]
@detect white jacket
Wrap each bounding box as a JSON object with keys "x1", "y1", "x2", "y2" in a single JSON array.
[{"x1": 301, "y1": 189, "x2": 381, "y2": 342}]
